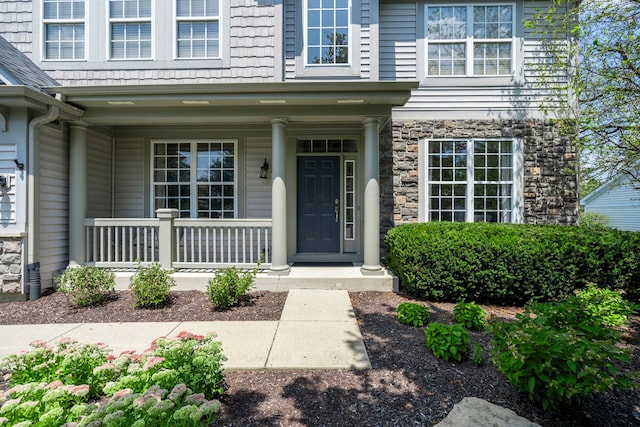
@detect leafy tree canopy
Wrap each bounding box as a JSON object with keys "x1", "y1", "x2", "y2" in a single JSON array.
[{"x1": 527, "y1": 0, "x2": 640, "y2": 188}]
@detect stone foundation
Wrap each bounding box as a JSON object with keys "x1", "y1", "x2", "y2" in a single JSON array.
[
  {"x1": 379, "y1": 119, "x2": 579, "y2": 250},
  {"x1": 0, "y1": 238, "x2": 24, "y2": 301}
]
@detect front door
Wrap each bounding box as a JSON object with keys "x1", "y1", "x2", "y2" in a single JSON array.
[{"x1": 297, "y1": 156, "x2": 340, "y2": 253}]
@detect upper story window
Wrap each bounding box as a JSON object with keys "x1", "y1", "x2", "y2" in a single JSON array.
[
  {"x1": 425, "y1": 139, "x2": 519, "y2": 223},
  {"x1": 109, "y1": 0, "x2": 152, "y2": 59},
  {"x1": 426, "y1": 4, "x2": 514, "y2": 76},
  {"x1": 43, "y1": 0, "x2": 85, "y2": 60},
  {"x1": 305, "y1": 0, "x2": 350, "y2": 65},
  {"x1": 176, "y1": 0, "x2": 220, "y2": 58}
]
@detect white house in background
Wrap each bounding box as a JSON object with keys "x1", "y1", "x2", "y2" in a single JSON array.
[
  {"x1": 0, "y1": 0, "x2": 579, "y2": 300},
  {"x1": 581, "y1": 176, "x2": 640, "y2": 231}
]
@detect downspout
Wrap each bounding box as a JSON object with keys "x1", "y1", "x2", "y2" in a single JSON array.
[{"x1": 27, "y1": 105, "x2": 60, "y2": 300}]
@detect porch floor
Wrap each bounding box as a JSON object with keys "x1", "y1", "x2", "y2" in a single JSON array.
[{"x1": 113, "y1": 265, "x2": 397, "y2": 292}]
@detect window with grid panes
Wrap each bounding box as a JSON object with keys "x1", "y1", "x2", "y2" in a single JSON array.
[
  {"x1": 426, "y1": 139, "x2": 515, "y2": 223},
  {"x1": 153, "y1": 141, "x2": 236, "y2": 219},
  {"x1": 109, "y1": 0, "x2": 152, "y2": 59},
  {"x1": 43, "y1": 0, "x2": 85, "y2": 60},
  {"x1": 176, "y1": 0, "x2": 220, "y2": 58},
  {"x1": 306, "y1": 0, "x2": 350, "y2": 65},
  {"x1": 426, "y1": 4, "x2": 514, "y2": 76}
]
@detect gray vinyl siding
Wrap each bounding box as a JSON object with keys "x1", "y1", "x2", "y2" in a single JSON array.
[
  {"x1": 114, "y1": 138, "x2": 145, "y2": 218},
  {"x1": 582, "y1": 182, "x2": 640, "y2": 232},
  {"x1": 379, "y1": 2, "x2": 417, "y2": 80},
  {"x1": 245, "y1": 138, "x2": 272, "y2": 218},
  {"x1": 382, "y1": 0, "x2": 567, "y2": 120},
  {"x1": 87, "y1": 129, "x2": 113, "y2": 218},
  {"x1": 38, "y1": 124, "x2": 69, "y2": 289}
]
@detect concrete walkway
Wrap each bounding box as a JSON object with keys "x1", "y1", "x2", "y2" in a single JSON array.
[{"x1": 0, "y1": 289, "x2": 371, "y2": 370}]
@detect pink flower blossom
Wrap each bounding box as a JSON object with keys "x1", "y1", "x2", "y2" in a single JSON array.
[
  {"x1": 105, "y1": 354, "x2": 116, "y2": 361},
  {"x1": 46, "y1": 380, "x2": 64, "y2": 390},
  {"x1": 175, "y1": 331, "x2": 205, "y2": 341},
  {"x1": 30, "y1": 340, "x2": 48, "y2": 348},
  {"x1": 142, "y1": 356, "x2": 165, "y2": 370},
  {"x1": 58, "y1": 337, "x2": 76, "y2": 345},
  {"x1": 112, "y1": 388, "x2": 133, "y2": 399}
]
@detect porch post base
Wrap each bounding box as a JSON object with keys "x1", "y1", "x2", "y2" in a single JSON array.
[
  {"x1": 268, "y1": 264, "x2": 291, "y2": 276},
  {"x1": 361, "y1": 265, "x2": 383, "y2": 275}
]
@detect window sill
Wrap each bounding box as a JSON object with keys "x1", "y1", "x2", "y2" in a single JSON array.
[
  {"x1": 297, "y1": 65, "x2": 360, "y2": 79},
  {"x1": 36, "y1": 58, "x2": 228, "y2": 71},
  {"x1": 420, "y1": 76, "x2": 523, "y2": 87}
]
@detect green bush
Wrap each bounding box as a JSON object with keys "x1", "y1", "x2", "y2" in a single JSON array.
[
  {"x1": 206, "y1": 267, "x2": 256, "y2": 310},
  {"x1": 580, "y1": 211, "x2": 609, "y2": 228},
  {"x1": 385, "y1": 222, "x2": 640, "y2": 304},
  {"x1": 129, "y1": 263, "x2": 175, "y2": 308},
  {"x1": 55, "y1": 266, "x2": 116, "y2": 307},
  {"x1": 575, "y1": 283, "x2": 639, "y2": 327},
  {"x1": 424, "y1": 322, "x2": 470, "y2": 362},
  {"x1": 397, "y1": 302, "x2": 430, "y2": 327},
  {"x1": 490, "y1": 298, "x2": 639, "y2": 410},
  {"x1": 453, "y1": 301, "x2": 487, "y2": 331}
]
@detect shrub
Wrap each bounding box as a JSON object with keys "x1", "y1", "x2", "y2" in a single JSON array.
[
  {"x1": 453, "y1": 301, "x2": 487, "y2": 331},
  {"x1": 397, "y1": 302, "x2": 430, "y2": 327},
  {"x1": 424, "y1": 323, "x2": 470, "y2": 362},
  {"x1": 129, "y1": 263, "x2": 175, "y2": 308},
  {"x1": 471, "y1": 344, "x2": 484, "y2": 366},
  {"x1": 55, "y1": 266, "x2": 116, "y2": 307},
  {"x1": 575, "y1": 283, "x2": 639, "y2": 327},
  {"x1": 580, "y1": 211, "x2": 609, "y2": 228},
  {"x1": 206, "y1": 267, "x2": 256, "y2": 310},
  {"x1": 385, "y1": 222, "x2": 640, "y2": 304},
  {"x1": 490, "y1": 298, "x2": 639, "y2": 410}
]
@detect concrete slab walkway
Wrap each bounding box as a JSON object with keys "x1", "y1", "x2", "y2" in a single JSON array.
[{"x1": 0, "y1": 289, "x2": 371, "y2": 370}]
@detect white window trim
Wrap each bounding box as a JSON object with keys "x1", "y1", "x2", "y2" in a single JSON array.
[
  {"x1": 107, "y1": 0, "x2": 154, "y2": 61},
  {"x1": 150, "y1": 140, "x2": 238, "y2": 219},
  {"x1": 303, "y1": 0, "x2": 352, "y2": 67},
  {"x1": 173, "y1": 0, "x2": 222, "y2": 60},
  {"x1": 418, "y1": 138, "x2": 523, "y2": 223},
  {"x1": 424, "y1": 3, "x2": 516, "y2": 77},
  {"x1": 42, "y1": 0, "x2": 86, "y2": 61}
]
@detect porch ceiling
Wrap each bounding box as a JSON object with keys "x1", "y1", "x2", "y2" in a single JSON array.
[{"x1": 48, "y1": 81, "x2": 418, "y2": 126}]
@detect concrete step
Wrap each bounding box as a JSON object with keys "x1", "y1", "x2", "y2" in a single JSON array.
[{"x1": 114, "y1": 266, "x2": 398, "y2": 292}]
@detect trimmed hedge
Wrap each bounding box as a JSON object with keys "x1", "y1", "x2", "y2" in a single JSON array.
[{"x1": 385, "y1": 222, "x2": 640, "y2": 305}]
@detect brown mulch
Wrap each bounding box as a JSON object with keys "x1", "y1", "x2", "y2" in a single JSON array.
[{"x1": 1, "y1": 290, "x2": 639, "y2": 427}]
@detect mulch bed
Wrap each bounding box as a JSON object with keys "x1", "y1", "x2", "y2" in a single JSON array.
[{"x1": 1, "y1": 289, "x2": 639, "y2": 426}]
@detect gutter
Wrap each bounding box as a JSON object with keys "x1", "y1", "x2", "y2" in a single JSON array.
[{"x1": 26, "y1": 105, "x2": 59, "y2": 299}]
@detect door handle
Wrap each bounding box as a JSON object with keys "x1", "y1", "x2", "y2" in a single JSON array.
[
  {"x1": 334, "y1": 198, "x2": 339, "y2": 222},
  {"x1": 335, "y1": 206, "x2": 339, "y2": 222}
]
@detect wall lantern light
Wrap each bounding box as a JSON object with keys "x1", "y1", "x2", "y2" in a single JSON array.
[{"x1": 260, "y1": 158, "x2": 269, "y2": 179}]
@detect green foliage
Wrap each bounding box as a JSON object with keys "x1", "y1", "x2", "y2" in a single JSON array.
[
  {"x1": 55, "y1": 266, "x2": 115, "y2": 307},
  {"x1": 575, "y1": 284, "x2": 638, "y2": 327},
  {"x1": 471, "y1": 344, "x2": 484, "y2": 366},
  {"x1": 0, "y1": 333, "x2": 225, "y2": 426},
  {"x1": 385, "y1": 222, "x2": 640, "y2": 304},
  {"x1": 580, "y1": 211, "x2": 609, "y2": 228},
  {"x1": 206, "y1": 266, "x2": 256, "y2": 310},
  {"x1": 424, "y1": 323, "x2": 470, "y2": 362},
  {"x1": 397, "y1": 302, "x2": 430, "y2": 327},
  {"x1": 490, "y1": 298, "x2": 639, "y2": 410},
  {"x1": 453, "y1": 301, "x2": 487, "y2": 331},
  {"x1": 129, "y1": 263, "x2": 176, "y2": 308}
]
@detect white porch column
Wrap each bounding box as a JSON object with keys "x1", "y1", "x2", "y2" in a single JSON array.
[
  {"x1": 68, "y1": 125, "x2": 88, "y2": 266},
  {"x1": 362, "y1": 117, "x2": 382, "y2": 274},
  {"x1": 156, "y1": 208, "x2": 178, "y2": 269},
  {"x1": 270, "y1": 118, "x2": 290, "y2": 274}
]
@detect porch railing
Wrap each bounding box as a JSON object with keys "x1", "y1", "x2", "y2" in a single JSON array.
[{"x1": 84, "y1": 211, "x2": 271, "y2": 269}]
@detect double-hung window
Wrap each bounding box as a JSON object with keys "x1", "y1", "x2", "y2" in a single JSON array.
[
  {"x1": 426, "y1": 4, "x2": 514, "y2": 76},
  {"x1": 176, "y1": 0, "x2": 220, "y2": 59},
  {"x1": 306, "y1": 0, "x2": 350, "y2": 65},
  {"x1": 426, "y1": 139, "x2": 518, "y2": 223},
  {"x1": 153, "y1": 141, "x2": 236, "y2": 219},
  {"x1": 109, "y1": 0, "x2": 152, "y2": 59},
  {"x1": 43, "y1": 0, "x2": 85, "y2": 60}
]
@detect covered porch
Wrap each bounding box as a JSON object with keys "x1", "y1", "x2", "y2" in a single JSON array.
[{"x1": 51, "y1": 81, "x2": 416, "y2": 287}]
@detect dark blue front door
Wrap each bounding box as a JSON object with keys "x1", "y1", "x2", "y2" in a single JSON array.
[{"x1": 297, "y1": 156, "x2": 340, "y2": 253}]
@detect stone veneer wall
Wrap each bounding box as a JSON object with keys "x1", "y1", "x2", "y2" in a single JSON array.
[
  {"x1": 0, "y1": 238, "x2": 23, "y2": 298},
  {"x1": 379, "y1": 119, "x2": 579, "y2": 252}
]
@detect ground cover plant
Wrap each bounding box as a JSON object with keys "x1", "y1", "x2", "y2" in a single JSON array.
[
  {"x1": 396, "y1": 302, "x2": 430, "y2": 327},
  {"x1": 0, "y1": 333, "x2": 225, "y2": 426}
]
